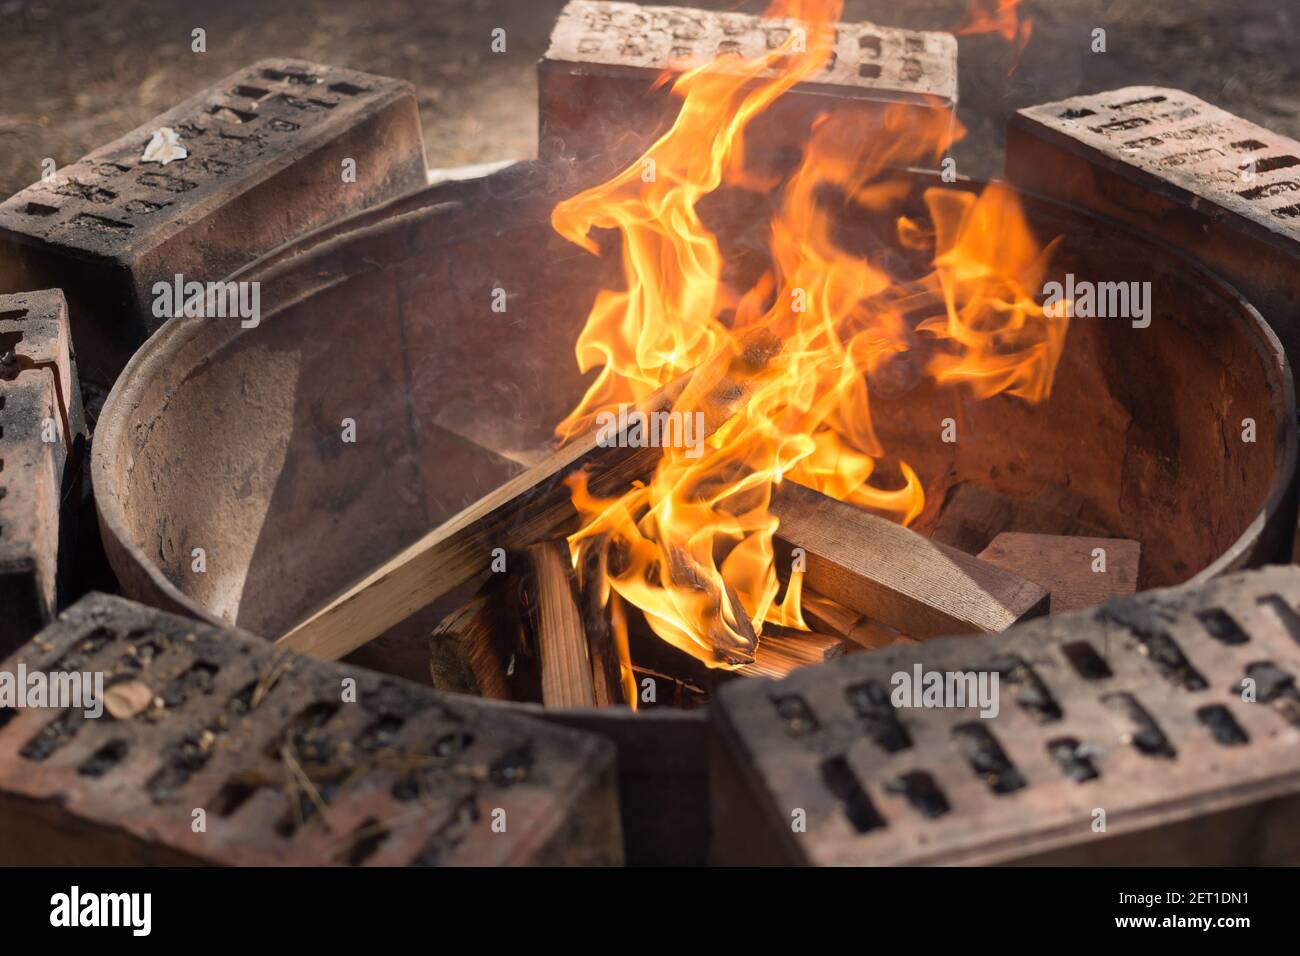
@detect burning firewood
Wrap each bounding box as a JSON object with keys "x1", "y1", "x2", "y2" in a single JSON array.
[
  {"x1": 735, "y1": 628, "x2": 846, "y2": 680},
  {"x1": 275, "y1": 389, "x2": 679, "y2": 660},
  {"x1": 664, "y1": 547, "x2": 759, "y2": 665},
  {"x1": 771, "y1": 481, "x2": 1049, "y2": 638},
  {"x1": 277, "y1": 332, "x2": 780, "y2": 663},
  {"x1": 576, "y1": 550, "x2": 626, "y2": 707}
]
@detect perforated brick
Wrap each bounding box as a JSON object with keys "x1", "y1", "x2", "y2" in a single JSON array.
[
  {"x1": 0, "y1": 59, "x2": 427, "y2": 383},
  {"x1": 0, "y1": 594, "x2": 622, "y2": 865},
  {"x1": 0, "y1": 368, "x2": 66, "y2": 653},
  {"x1": 539, "y1": 1, "x2": 956, "y2": 172},
  {"x1": 711, "y1": 566, "x2": 1300, "y2": 865},
  {"x1": 0, "y1": 291, "x2": 89, "y2": 654},
  {"x1": 0, "y1": 290, "x2": 86, "y2": 446},
  {"x1": 1007, "y1": 87, "x2": 1300, "y2": 369}
]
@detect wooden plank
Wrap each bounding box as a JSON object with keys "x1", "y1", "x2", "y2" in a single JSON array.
[
  {"x1": 528, "y1": 542, "x2": 597, "y2": 708},
  {"x1": 759, "y1": 625, "x2": 847, "y2": 661},
  {"x1": 800, "y1": 589, "x2": 909, "y2": 649},
  {"x1": 771, "y1": 482, "x2": 1049, "y2": 638},
  {"x1": 735, "y1": 628, "x2": 846, "y2": 679},
  {"x1": 977, "y1": 533, "x2": 1141, "y2": 613}
]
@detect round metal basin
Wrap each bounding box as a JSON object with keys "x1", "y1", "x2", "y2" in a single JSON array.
[{"x1": 93, "y1": 161, "x2": 1296, "y2": 634}]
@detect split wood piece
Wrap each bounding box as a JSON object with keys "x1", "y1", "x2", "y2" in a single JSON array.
[
  {"x1": 577, "y1": 551, "x2": 624, "y2": 707},
  {"x1": 771, "y1": 482, "x2": 1049, "y2": 639},
  {"x1": 527, "y1": 542, "x2": 597, "y2": 708},
  {"x1": 760, "y1": 625, "x2": 848, "y2": 660},
  {"x1": 428, "y1": 583, "x2": 515, "y2": 700},
  {"x1": 277, "y1": 330, "x2": 781, "y2": 661},
  {"x1": 735, "y1": 628, "x2": 846, "y2": 680},
  {"x1": 977, "y1": 533, "x2": 1141, "y2": 614},
  {"x1": 922, "y1": 481, "x2": 1111, "y2": 555},
  {"x1": 801, "y1": 589, "x2": 914, "y2": 650}
]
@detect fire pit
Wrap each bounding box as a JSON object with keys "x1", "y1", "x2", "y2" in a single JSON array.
[
  {"x1": 93, "y1": 159, "x2": 1294, "y2": 662},
  {"x1": 75, "y1": 0, "x2": 1300, "y2": 867}
]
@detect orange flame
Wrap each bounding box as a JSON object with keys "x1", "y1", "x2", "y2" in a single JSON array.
[
  {"x1": 958, "y1": 0, "x2": 1033, "y2": 72},
  {"x1": 553, "y1": 0, "x2": 1064, "y2": 676}
]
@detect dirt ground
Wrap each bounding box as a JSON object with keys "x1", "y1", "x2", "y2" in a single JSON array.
[{"x1": 1, "y1": 0, "x2": 1297, "y2": 196}]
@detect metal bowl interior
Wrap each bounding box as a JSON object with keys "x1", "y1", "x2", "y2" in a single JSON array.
[{"x1": 92, "y1": 162, "x2": 1296, "y2": 645}]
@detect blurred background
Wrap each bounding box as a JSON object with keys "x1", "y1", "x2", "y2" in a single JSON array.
[{"x1": 0, "y1": 0, "x2": 1296, "y2": 194}]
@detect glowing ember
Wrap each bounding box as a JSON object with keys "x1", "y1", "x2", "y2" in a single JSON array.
[{"x1": 551, "y1": 0, "x2": 1064, "y2": 694}]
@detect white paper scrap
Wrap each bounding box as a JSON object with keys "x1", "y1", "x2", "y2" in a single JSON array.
[{"x1": 141, "y1": 127, "x2": 187, "y2": 165}]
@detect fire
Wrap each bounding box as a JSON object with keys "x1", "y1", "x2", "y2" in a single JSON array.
[
  {"x1": 958, "y1": 0, "x2": 1033, "y2": 71},
  {"x1": 551, "y1": 0, "x2": 1064, "y2": 689}
]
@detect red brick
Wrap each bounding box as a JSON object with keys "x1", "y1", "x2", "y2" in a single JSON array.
[
  {"x1": 0, "y1": 594, "x2": 623, "y2": 865},
  {"x1": 1007, "y1": 87, "x2": 1300, "y2": 370},
  {"x1": 711, "y1": 566, "x2": 1300, "y2": 865},
  {"x1": 0, "y1": 368, "x2": 65, "y2": 653},
  {"x1": 0, "y1": 59, "x2": 428, "y2": 383},
  {"x1": 0, "y1": 289, "x2": 86, "y2": 445},
  {"x1": 539, "y1": 1, "x2": 956, "y2": 174}
]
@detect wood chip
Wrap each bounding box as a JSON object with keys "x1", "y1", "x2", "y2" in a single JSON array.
[{"x1": 103, "y1": 680, "x2": 154, "y2": 719}]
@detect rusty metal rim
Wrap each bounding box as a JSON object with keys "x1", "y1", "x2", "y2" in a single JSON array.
[
  {"x1": 1003, "y1": 180, "x2": 1298, "y2": 583},
  {"x1": 1131, "y1": 236, "x2": 1296, "y2": 583},
  {"x1": 92, "y1": 163, "x2": 1297, "y2": 644}
]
